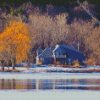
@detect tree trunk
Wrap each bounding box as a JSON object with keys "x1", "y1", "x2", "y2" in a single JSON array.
[
  {"x1": 27, "y1": 60, "x2": 30, "y2": 69},
  {"x1": 11, "y1": 59, "x2": 15, "y2": 69},
  {"x1": 7, "y1": 61, "x2": 9, "y2": 70},
  {"x1": 1, "y1": 60, "x2": 4, "y2": 72},
  {"x1": 1, "y1": 66, "x2": 4, "y2": 72}
]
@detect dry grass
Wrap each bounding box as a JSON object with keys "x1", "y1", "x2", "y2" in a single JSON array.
[
  {"x1": 56, "y1": 61, "x2": 61, "y2": 65},
  {"x1": 20, "y1": 65, "x2": 28, "y2": 68},
  {"x1": 61, "y1": 64, "x2": 68, "y2": 67},
  {"x1": 3, "y1": 69, "x2": 23, "y2": 72},
  {"x1": 83, "y1": 59, "x2": 94, "y2": 66}
]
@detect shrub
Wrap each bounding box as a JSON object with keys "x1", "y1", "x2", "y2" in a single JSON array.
[
  {"x1": 68, "y1": 63, "x2": 71, "y2": 66},
  {"x1": 84, "y1": 59, "x2": 93, "y2": 66},
  {"x1": 56, "y1": 61, "x2": 61, "y2": 65},
  {"x1": 52, "y1": 61, "x2": 56, "y2": 64},
  {"x1": 36, "y1": 61, "x2": 42, "y2": 66},
  {"x1": 72, "y1": 60, "x2": 80, "y2": 67},
  {"x1": 5, "y1": 69, "x2": 21, "y2": 72}
]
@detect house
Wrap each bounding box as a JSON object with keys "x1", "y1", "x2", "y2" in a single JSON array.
[{"x1": 36, "y1": 44, "x2": 86, "y2": 65}]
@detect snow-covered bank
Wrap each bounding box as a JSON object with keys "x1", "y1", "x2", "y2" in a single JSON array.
[
  {"x1": 1, "y1": 66, "x2": 100, "y2": 72},
  {"x1": 0, "y1": 90, "x2": 100, "y2": 100},
  {"x1": 0, "y1": 73, "x2": 100, "y2": 79}
]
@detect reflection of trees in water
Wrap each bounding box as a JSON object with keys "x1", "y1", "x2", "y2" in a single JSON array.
[
  {"x1": 27, "y1": 79, "x2": 30, "y2": 89},
  {"x1": 87, "y1": 79, "x2": 100, "y2": 85},
  {"x1": 53, "y1": 79, "x2": 55, "y2": 89},
  {"x1": 65, "y1": 79, "x2": 66, "y2": 89},
  {"x1": 36, "y1": 79, "x2": 42, "y2": 89},
  {"x1": 0, "y1": 79, "x2": 1, "y2": 89},
  {"x1": 11, "y1": 79, "x2": 15, "y2": 89},
  {"x1": 16, "y1": 80, "x2": 22, "y2": 89},
  {"x1": 39, "y1": 79, "x2": 42, "y2": 89},
  {"x1": 0, "y1": 79, "x2": 14, "y2": 89},
  {"x1": 0, "y1": 79, "x2": 100, "y2": 90},
  {"x1": 0, "y1": 79, "x2": 28, "y2": 89},
  {"x1": 38, "y1": 79, "x2": 53, "y2": 89},
  {"x1": 36, "y1": 79, "x2": 39, "y2": 90},
  {"x1": 73, "y1": 79, "x2": 79, "y2": 89},
  {"x1": 6, "y1": 79, "x2": 10, "y2": 89},
  {"x1": 84, "y1": 79, "x2": 100, "y2": 90},
  {"x1": 85, "y1": 87, "x2": 100, "y2": 90},
  {"x1": 1, "y1": 79, "x2": 4, "y2": 89}
]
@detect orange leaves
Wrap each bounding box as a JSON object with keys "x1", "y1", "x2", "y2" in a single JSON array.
[
  {"x1": 13, "y1": 34, "x2": 29, "y2": 41},
  {"x1": 0, "y1": 20, "x2": 31, "y2": 64}
]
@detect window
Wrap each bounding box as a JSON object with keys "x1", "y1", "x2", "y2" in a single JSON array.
[
  {"x1": 59, "y1": 52, "x2": 60, "y2": 55},
  {"x1": 56, "y1": 52, "x2": 60, "y2": 56},
  {"x1": 56, "y1": 58, "x2": 58, "y2": 61},
  {"x1": 65, "y1": 52, "x2": 69, "y2": 57},
  {"x1": 78, "y1": 59, "x2": 82, "y2": 63},
  {"x1": 69, "y1": 58, "x2": 71, "y2": 64}
]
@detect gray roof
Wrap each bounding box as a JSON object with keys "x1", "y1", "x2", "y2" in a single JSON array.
[
  {"x1": 37, "y1": 49, "x2": 44, "y2": 56},
  {"x1": 60, "y1": 45, "x2": 85, "y2": 58},
  {"x1": 60, "y1": 45, "x2": 78, "y2": 52},
  {"x1": 38, "y1": 47, "x2": 55, "y2": 57},
  {"x1": 37, "y1": 45, "x2": 85, "y2": 59}
]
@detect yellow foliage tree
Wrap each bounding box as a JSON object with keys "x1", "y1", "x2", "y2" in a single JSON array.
[{"x1": 0, "y1": 20, "x2": 31, "y2": 70}]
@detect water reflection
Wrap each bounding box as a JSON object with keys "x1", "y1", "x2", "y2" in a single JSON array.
[{"x1": 0, "y1": 79, "x2": 100, "y2": 90}]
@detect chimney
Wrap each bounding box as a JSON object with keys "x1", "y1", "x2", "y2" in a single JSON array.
[{"x1": 56, "y1": 44, "x2": 59, "y2": 48}]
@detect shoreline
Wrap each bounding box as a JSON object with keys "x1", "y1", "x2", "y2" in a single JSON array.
[{"x1": 1, "y1": 66, "x2": 100, "y2": 72}]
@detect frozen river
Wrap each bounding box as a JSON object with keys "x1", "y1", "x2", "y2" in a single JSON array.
[
  {"x1": 0, "y1": 64, "x2": 100, "y2": 100},
  {"x1": 0, "y1": 73, "x2": 100, "y2": 100}
]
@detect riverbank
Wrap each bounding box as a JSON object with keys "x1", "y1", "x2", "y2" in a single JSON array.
[{"x1": 0, "y1": 66, "x2": 100, "y2": 73}]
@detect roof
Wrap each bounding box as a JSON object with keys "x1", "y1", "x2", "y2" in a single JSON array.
[
  {"x1": 37, "y1": 49, "x2": 44, "y2": 56},
  {"x1": 60, "y1": 45, "x2": 78, "y2": 52},
  {"x1": 60, "y1": 45, "x2": 85, "y2": 58},
  {"x1": 37, "y1": 45, "x2": 85, "y2": 58},
  {"x1": 38, "y1": 47, "x2": 55, "y2": 57}
]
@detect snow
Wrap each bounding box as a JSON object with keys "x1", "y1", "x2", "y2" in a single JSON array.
[
  {"x1": 0, "y1": 89, "x2": 100, "y2": 100},
  {"x1": 0, "y1": 73, "x2": 100, "y2": 79},
  {"x1": 20, "y1": 62, "x2": 28, "y2": 66},
  {"x1": 86, "y1": 66, "x2": 100, "y2": 68},
  {"x1": 3, "y1": 65, "x2": 100, "y2": 71}
]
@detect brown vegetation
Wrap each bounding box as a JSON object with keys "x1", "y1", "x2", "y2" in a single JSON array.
[
  {"x1": 56, "y1": 61, "x2": 61, "y2": 65},
  {"x1": 0, "y1": 69, "x2": 23, "y2": 72},
  {"x1": 72, "y1": 60, "x2": 80, "y2": 67},
  {"x1": 83, "y1": 59, "x2": 94, "y2": 66}
]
